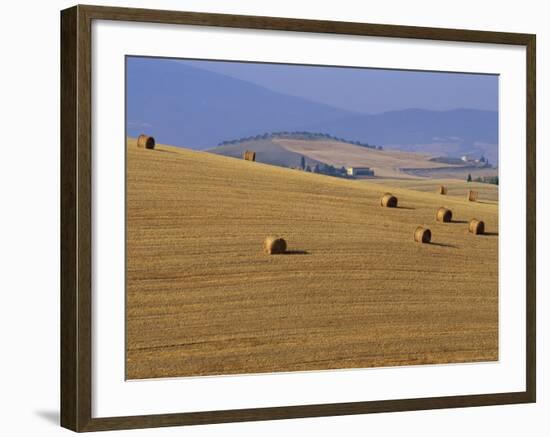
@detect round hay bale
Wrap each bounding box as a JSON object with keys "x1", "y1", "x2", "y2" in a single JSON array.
[
  {"x1": 468, "y1": 190, "x2": 478, "y2": 202},
  {"x1": 380, "y1": 193, "x2": 398, "y2": 208},
  {"x1": 414, "y1": 226, "x2": 431, "y2": 244},
  {"x1": 469, "y1": 219, "x2": 485, "y2": 235},
  {"x1": 137, "y1": 134, "x2": 155, "y2": 150},
  {"x1": 264, "y1": 236, "x2": 287, "y2": 254},
  {"x1": 436, "y1": 207, "x2": 453, "y2": 223},
  {"x1": 243, "y1": 150, "x2": 256, "y2": 161},
  {"x1": 439, "y1": 185, "x2": 447, "y2": 195}
]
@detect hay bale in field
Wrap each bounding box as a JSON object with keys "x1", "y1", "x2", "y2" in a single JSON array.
[
  {"x1": 468, "y1": 190, "x2": 478, "y2": 202},
  {"x1": 414, "y1": 226, "x2": 431, "y2": 244},
  {"x1": 137, "y1": 134, "x2": 155, "y2": 150},
  {"x1": 439, "y1": 185, "x2": 447, "y2": 195},
  {"x1": 243, "y1": 150, "x2": 256, "y2": 161},
  {"x1": 436, "y1": 207, "x2": 453, "y2": 223},
  {"x1": 264, "y1": 236, "x2": 287, "y2": 254},
  {"x1": 469, "y1": 219, "x2": 485, "y2": 235},
  {"x1": 380, "y1": 193, "x2": 398, "y2": 208}
]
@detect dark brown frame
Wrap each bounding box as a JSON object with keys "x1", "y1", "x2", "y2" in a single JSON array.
[{"x1": 61, "y1": 4, "x2": 536, "y2": 432}]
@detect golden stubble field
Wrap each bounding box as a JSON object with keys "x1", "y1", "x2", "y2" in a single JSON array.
[
  {"x1": 368, "y1": 178, "x2": 499, "y2": 202},
  {"x1": 126, "y1": 139, "x2": 499, "y2": 379},
  {"x1": 274, "y1": 138, "x2": 456, "y2": 178}
]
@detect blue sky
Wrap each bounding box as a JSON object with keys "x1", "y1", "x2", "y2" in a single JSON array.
[{"x1": 178, "y1": 59, "x2": 499, "y2": 114}]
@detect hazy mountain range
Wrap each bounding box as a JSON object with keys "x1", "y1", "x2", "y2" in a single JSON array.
[{"x1": 127, "y1": 58, "x2": 499, "y2": 164}]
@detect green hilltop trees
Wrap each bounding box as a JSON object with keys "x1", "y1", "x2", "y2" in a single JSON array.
[{"x1": 217, "y1": 131, "x2": 380, "y2": 150}]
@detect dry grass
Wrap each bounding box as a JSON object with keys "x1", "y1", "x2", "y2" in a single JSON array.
[
  {"x1": 126, "y1": 139, "x2": 498, "y2": 379},
  {"x1": 274, "y1": 138, "x2": 457, "y2": 179},
  {"x1": 368, "y1": 178, "x2": 499, "y2": 202}
]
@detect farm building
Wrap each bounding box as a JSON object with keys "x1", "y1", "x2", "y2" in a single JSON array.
[{"x1": 346, "y1": 167, "x2": 374, "y2": 177}]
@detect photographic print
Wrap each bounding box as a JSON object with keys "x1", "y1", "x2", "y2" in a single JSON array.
[
  {"x1": 125, "y1": 56, "x2": 499, "y2": 380},
  {"x1": 61, "y1": 6, "x2": 536, "y2": 431}
]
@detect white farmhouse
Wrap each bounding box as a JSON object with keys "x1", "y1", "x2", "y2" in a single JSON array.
[{"x1": 346, "y1": 167, "x2": 374, "y2": 177}]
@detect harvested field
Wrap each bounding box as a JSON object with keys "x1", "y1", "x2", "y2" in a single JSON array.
[
  {"x1": 273, "y1": 138, "x2": 453, "y2": 179},
  {"x1": 126, "y1": 139, "x2": 499, "y2": 379},
  {"x1": 368, "y1": 178, "x2": 499, "y2": 202}
]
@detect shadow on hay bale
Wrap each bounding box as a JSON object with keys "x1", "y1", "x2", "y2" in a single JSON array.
[
  {"x1": 380, "y1": 193, "x2": 398, "y2": 208},
  {"x1": 137, "y1": 134, "x2": 155, "y2": 150},
  {"x1": 414, "y1": 226, "x2": 431, "y2": 243},
  {"x1": 469, "y1": 219, "x2": 485, "y2": 235},
  {"x1": 264, "y1": 236, "x2": 287, "y2": 254},
  {"x1": 243, "y1": 150, "x2": 256, "y2": 161},
  {"x1": 436, "y1": 207, "x2": 453, "y2": 223}
]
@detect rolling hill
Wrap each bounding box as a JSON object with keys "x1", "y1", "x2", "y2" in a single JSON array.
[
  {"x1": 208, "y1": 138, "x2": 325, "y2": 169},
  {"x1": 126, "y1": 58, "x2": 498, "y2": 163},
  {"x1": 126, "y1": 138, "x2": 498, "y2": 379},
  {"x1": 368, "y1": 178, "x2": 499, "y2": 202},
  {"x1": 126, "y1": 57, "x2": 356, "y2": 149},
  {"x1": 304, "y1": 108, "x2": 499, "y2": 163},
  {"x1": 273, "y1": 138, "x2": 454, "y2": 178},
  {"x1": 209, "y1": 136, "x2": 496, "y2": 180}
]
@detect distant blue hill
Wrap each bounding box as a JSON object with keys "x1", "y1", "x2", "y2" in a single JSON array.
[
  {"x1": 304, "y1": 108, "x2": 499, "y2": 163},
  {"x1": 126, "y1": 58, "x2": 498, "y2": 164},
  {"x1": 126, "y1": 57, "x2": 356, "y2": 149}
]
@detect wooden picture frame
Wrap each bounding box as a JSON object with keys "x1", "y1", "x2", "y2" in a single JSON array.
[{"x1": 61, "y1": 4, "x2": 536, "y2": 432}]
